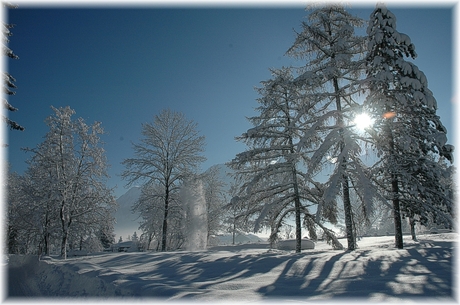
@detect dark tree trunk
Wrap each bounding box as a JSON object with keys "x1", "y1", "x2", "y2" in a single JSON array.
[
  {"x1": 79, "y1": 235, "x2": 83, "y2": 251},
  {"x1": 43, "y1": 196, "x2": 52, "y2": 256},
  {"x1": 161, "y1": 185, "x2": 169, "y2": 252},
  {"x1": 289, "y1": 139, "x2": 302, "y2": 253},
  {"x1": 392, "y1": 177, "x2": 404, "y2": 249},
  {"x1": 44, "y1": 232, "x2": 50, "y2": 256},
  {"x1": 342, "y1": 172, "x2": 356, "y2": 250},
  {"x1": 7, "y1": 225, "x2": 18, "y2": 254},
  {"x1": 60, "y1": 204, "x2": 68, "y2": 259},
  {"x1": 333, "y1": 76, "x2": 356, "y2": 251},
  {"x1": 232, "y1": 220, "x2": 236, "y2": 245},
  {"x1": 387, "y1": 119, "x2": 403, "y2": 249},
  {"x1": 147, "y1": 232, "x2": 154, "y2": 250},
  {"x1": 294, "y1": 196, "x2": 302, "y2": 253}
]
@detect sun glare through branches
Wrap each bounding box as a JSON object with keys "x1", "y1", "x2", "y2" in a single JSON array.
[{"x1": 353, "y1": 113, "x2": 373, "y2": 131}]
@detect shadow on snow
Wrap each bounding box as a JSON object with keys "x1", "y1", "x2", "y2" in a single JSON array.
[{"x1": 6, "y1": 238, "x2": 454, "y2": 300}]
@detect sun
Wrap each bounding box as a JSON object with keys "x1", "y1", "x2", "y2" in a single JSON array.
[{"x1": 353, "y1": 113, "x2": 373, "y2": 131}]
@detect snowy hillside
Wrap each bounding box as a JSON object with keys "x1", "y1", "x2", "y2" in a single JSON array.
[
  {"x1": 6, "y1": 233, "x2": 456, "y2": 301},
  {"x1": 204, "y1": 163, "x2": 235, "y2": 191},
  {"x1": 114, "y1": 186, "x2": 142, "y2": 241}
]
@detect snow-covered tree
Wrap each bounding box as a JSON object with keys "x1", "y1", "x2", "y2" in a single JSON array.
[
  {"x1": 3, "y1": 3, "x2": 24, "y2": 132},
  {"x1": 133, "y1": 180, "x2": 186, "y2": 251},
  {"x1": 229, "y1": 67, "x2": 322, "y2": 253},
  {"x1": 68, "y1": 201, "x2": 116, "y2": 252},
  {"x1": 222, "y1": 181, "x2": 253, "y2": 245},
  {"x1": 132, "y1": 183, "x2": 163, "y2": 250},
  {"x1": 97, "y1": 217, "x2": 115, "y2": 249},
  {"x1": 20, "y1": 162, "x2": 61, "y2": 255},
  {"x1": 288, "y1": 4, "x2": 374, "y2": 250},
  {"x1": 5, "y1": 169, "x2": 36, "y2": 254},
  {"x1": 122, "y1": 109, "x2": 206, "y2": 251},
  {"x1": 23, "y1": 106, "x2": 116, "y2": 258},
  {"x1": 202, "y1": 165, "x2": 226, "y2": 241},
  {"x1": 364, "y1": 4, "x2": 454, "y2": 248}
]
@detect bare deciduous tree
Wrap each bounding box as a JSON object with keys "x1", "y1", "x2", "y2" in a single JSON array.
[{"x1": 122, "y1": 109, "x2": 206, "y2": 251}]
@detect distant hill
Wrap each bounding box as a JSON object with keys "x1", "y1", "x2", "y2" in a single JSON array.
[{"x1": 114, "y1": 186, "x2": 142, "y2": 241}]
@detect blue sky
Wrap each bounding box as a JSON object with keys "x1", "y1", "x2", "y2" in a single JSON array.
[{"x1": 4, "y1": 4, "x2": 455, "y2": 198}]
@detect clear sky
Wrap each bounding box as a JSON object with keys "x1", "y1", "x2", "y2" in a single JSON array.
[{"x1": 4, "y1": 2, "x2": 455, "y2": 199}]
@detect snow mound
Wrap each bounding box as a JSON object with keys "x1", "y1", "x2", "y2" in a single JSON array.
[{"x1": 7, "y1": 254, "x2": 132, "y2": 297}]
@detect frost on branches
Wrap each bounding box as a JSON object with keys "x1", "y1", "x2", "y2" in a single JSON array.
[
  {"x1": 228, "y1": 67, "x2": 345, "y2": 252},
  {"x1": 122, "y1": 109, "x2": 206, "y2": 252},
  {"x1": 287, "y1": 5, "x2": 378, "y2": 251},
  {"x1": 13, "y1": 106, "x2": 116, "y2": 258},
  {"x1": 229, "y1": 4, "x2": 454, "y2": 252}
]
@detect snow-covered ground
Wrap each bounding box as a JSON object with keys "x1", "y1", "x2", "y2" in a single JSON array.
[{"x1": 5, "y1": 233, "x2": 457, "y2": 303}]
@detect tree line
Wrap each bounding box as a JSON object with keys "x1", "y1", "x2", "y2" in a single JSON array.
[{"x1": 5, "y1": 106, "x2": 239, "y2": 256}]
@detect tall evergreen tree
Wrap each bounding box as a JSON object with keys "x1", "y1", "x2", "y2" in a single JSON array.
[
  {"x1": 288, "y1": 5, "x2": 374, "y2": 250},
  {"x1": 364, "y1": 4, "x2": 454, "y2": 248}
]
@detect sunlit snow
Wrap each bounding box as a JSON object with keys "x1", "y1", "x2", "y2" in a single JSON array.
[{"x1": 6, "y1": 233, "x2": 456, "y2": 302}]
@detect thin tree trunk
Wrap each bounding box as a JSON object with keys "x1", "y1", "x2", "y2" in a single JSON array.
[
  {"x1": 42, "y1": 212, "x2": 50, "y2": 256},
  {"x1": 387, "y1": 120, "x2": 403, "y2": 249},
  {"x1": 79, "y1": 235, "x2": 83, "y2": 251},
  {"x1": 161, "y1": 185, "x2": 169, "y2": 251},
  {"x1": 44, "y1": 232, "x2": 50, "y2": 256},
  {"x1": 409, "y1": 217, "x2": 417, "y2": 241},
  {"x1": 294, "y1": 197, "x2": 302, "y2": 253},
  {"x1": 288, "y1": 137, "x2": 302, "y2": 253},
  {"x1": 7, "y1": 225, "x2": 17, "y2": 254},
  {"x1": 44, "y1": 192, "x2": 53, "y2": 256},
  {"x1": 291, "y1": 170, "x2": 302, "y2": 253},
  {"x1": 147, "y1": 232, "x2": 153, "y2": 250},
  {"x1": 232, "y1": 219, "x2": 236, "y2": 245},
  {"x1": 61, "y1": 231, "x2": 68, "y2": 259},
  {"x1": 278, "y1": 99, "x2": 303, "y2": 254},
  {"x1": 342, "y1": 172, "x2": 356, "y2": 250},
  {"x1": 333, "y1": 76, "x2": 356, "y2": 251},
  {"x1": 60, "y1": 203, "x2": 68, "y2": 259}
]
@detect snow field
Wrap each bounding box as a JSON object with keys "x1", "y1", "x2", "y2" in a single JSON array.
[{"x1": 5, "y1": 233, "x2": 457, "y2": 303}]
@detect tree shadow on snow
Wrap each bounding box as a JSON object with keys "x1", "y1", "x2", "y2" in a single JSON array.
[
  {"x1": 256, "y1": 240, "x2": 454, "y2": 301},
  {"x1": 10, "y1": 239, "x2": 454, "y2": 301}
]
